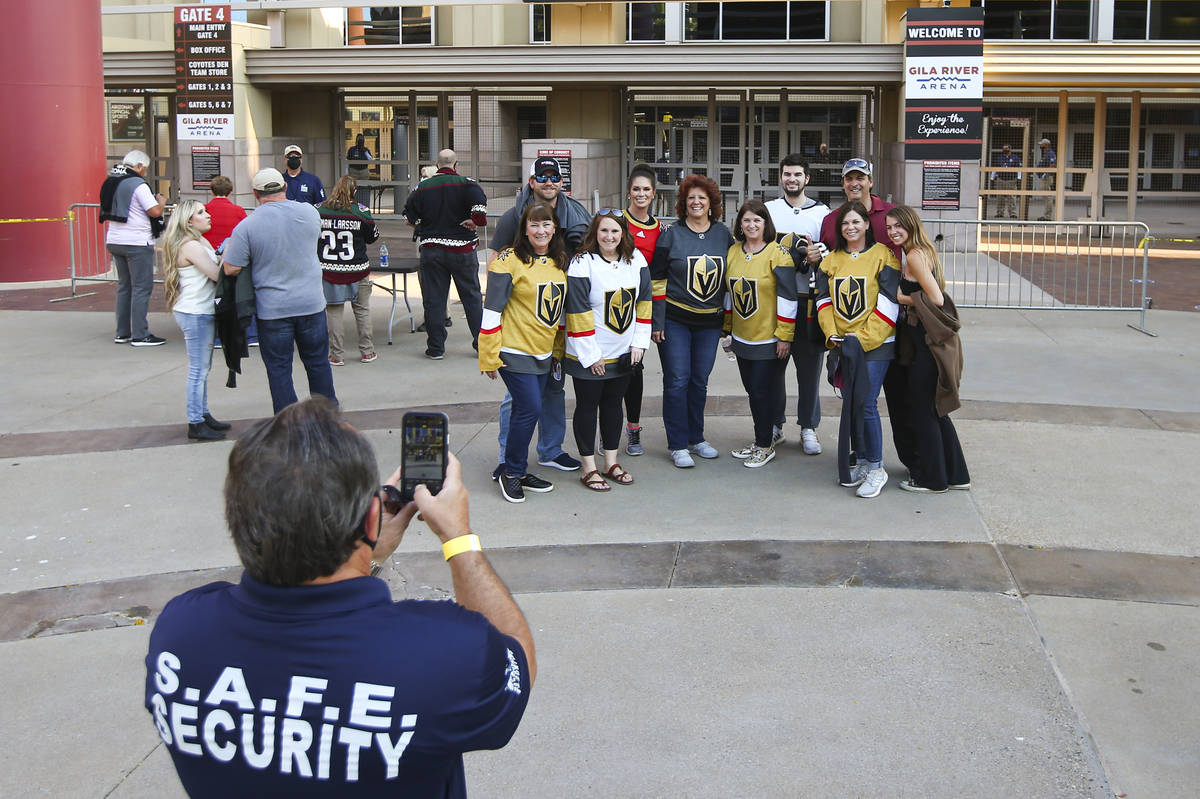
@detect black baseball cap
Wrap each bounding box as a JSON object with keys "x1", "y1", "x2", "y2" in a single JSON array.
[{"x1": 531, "y1": 157, "x2": 561, "y2": 177}]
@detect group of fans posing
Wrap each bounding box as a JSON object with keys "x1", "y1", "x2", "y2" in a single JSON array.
[{"x1": 479, "y1": 155, "x2": 970, "y2": 503}]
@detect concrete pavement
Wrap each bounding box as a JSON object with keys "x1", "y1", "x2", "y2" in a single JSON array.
[{"x1": 1, "y1": 289, "x2": 1198, "y2": 798}]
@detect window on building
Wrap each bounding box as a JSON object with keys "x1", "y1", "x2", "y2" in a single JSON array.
[
  {"x1": 531, "y1": 4, "x2": 552, "y2": 44},
  {"x1": 683, "y1": 1, "x2": 827, "y2": 41},
  {"x1": 629, "y1": 3, "x2": 667, "y2": 41},
  {"x1": 971, "y1": 1, "x2": 1091, "y2": 40},
  {"x1": 1113, "y1": 1, "x2": 1200, "y2": 40},
  {"x1": 348, "y1": 6, "x2": 433, "y2": 45}
]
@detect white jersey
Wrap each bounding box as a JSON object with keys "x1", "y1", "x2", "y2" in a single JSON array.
[
  {"x1": 564, "y1": 250, "x2": 652, "y2": 376},
  {"x1": 765, "y1": 196, "x2": 828, "y2": 243}
]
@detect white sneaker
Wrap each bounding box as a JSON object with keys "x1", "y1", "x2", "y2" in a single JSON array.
[
  {"x1": 771, "y1": 426, "x2": 785, "y2": 446},
  {"x1": 839, "y1": 462, "x2": 869, "y2": 487},
  {"x1": 856, "y1": 467, "x2": 889, "y2": 498},
  {"x1": 689, "y1": 441, "x2": 719, "y2": 459},
  {"x1": 800, "y1": 428, "x2": 821, "y2": 455},
  {"x1": 731, "y1": 443, "x2": 755, "y2": 459},
  {"x1": 670, "y1": 449, "x2": 695, "y2": 468},
  {"x1": 743, "y1": 445, "x2": 776, "y2": 468}
]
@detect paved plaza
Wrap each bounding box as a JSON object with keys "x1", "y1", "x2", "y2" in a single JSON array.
[{"x1": 0, "y1": 280, "x2": 1197, "y2": 798}]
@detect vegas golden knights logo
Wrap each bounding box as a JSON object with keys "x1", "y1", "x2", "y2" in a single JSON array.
[
  {"x1": 730, "y1": 277, "x2": 758, "y2": 319},
  {"x1": 833, "y1": 276, "x2": 867, "y2": 322},
  {"x1": 604, "y1": 288, "x2": 635, "y2": 334},
  {"x1": 536, "y1": 281, "x2": 565, "y2": 328},
  {"x1": 687, "y1": 255, "x2": 724, "y2": 302}
]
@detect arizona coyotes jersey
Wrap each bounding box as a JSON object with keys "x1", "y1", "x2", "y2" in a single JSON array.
[
  {"x1": 722, "y1": 242, "x2": 798, "y2": 360},
  {"x1": 479, "y1": 249, "x2": 566, "y2": 374},
  {"x1": 626, "y1": 214, "x2": 662, "y2": 265},
  {"x1": 814, "y1": 243, "x2": 901, "y2": 358},
  {"x1": 564, "y1": 250, "x2": 652, "y2": 378},
  {"x1": 650, "y1": 221, "x2": 734, "y2": 330},
  {"x1": 317, "y1": 203, "x2": 378, "y2": 278}
]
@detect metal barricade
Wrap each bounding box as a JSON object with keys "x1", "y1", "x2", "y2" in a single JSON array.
[
  {"x1": 918, "y1": 218, "x2": 1154, "y2": 336},
  {"x1": 57, "y1": 203, "x2": 169, "y2": 302}
]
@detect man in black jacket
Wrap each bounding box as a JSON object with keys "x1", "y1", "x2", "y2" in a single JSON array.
[{"x1": 402, "y1": 149, "x2": 488, "y2": 359}]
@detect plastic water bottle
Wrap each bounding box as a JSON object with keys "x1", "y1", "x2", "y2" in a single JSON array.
[{"x1": 379, "y1": 243, "x2": 389, "y2": 270}]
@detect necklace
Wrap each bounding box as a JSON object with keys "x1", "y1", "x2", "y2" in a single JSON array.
[{"x1": 742, "y1": 242, "x2": 767, "y2": 261}]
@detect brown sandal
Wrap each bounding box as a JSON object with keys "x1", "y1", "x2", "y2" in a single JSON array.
[
  {"x1": 604, "y1": 463, "x2": 634, "y2": 485},
  {"x1": 580, "y1": 470, "x2": 611, "y2": 491}
]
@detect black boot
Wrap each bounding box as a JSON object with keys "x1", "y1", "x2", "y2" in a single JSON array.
[
  {"x1": 188, "y1": 423, "x2": 225, "y2": 441},
  {"x1": 203, "y1": 413, "x2": 231, "y2": 431}
]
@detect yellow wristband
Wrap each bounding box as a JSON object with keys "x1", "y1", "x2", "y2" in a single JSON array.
[{"x1": 442, "y1": 534, "x2": 482, "y2": 561}]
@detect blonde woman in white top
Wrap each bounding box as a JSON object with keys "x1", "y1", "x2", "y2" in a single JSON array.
[{"x1": 163, "y1": 200, "x2": 231, "y2": 441}]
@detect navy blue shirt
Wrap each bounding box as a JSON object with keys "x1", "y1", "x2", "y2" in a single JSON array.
[
  {"x1": 285, "y1": 169, "x2": 326, "y2": 205},
  {"x1": 145, "y1": 573, "x2": 530, "y2": 798}
]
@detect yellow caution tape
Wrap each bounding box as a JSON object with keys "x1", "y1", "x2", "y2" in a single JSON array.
[
  {"x1": 1141, "y1": 236, "x2": 1198, "y2": 248},
  {"x1": 0, "y1": 217, "x2": 70, "y2": 224}
]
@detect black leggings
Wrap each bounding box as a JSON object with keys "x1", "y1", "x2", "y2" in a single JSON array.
[
  {"x1": 623, "y1": 368, "x2": 643, "y2": 425},
  {"x1": 907, "y1": 323, "x2": 970, "y2": 490},
  {"x1": 736, "y1": 356, "x2": 787, "y2": 447},
  {"x1": 572, "y1": 374, "x2": 633, "y2": 457}
]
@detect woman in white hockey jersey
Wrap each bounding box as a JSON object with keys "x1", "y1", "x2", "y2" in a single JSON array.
[{"x1": 564, "y1": 210, "x2": 652, "y2": 491}]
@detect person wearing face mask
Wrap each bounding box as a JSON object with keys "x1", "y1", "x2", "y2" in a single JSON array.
[{"x1": 282, "y1": 144, "x2": 326, "y2": 206}]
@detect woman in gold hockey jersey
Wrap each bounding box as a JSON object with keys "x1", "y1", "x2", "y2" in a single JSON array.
[
  {"x1": 723, "y1": 199, "x2": 797, "y2": 469},
  {"x1": 564, "y1": 210, "x2": 653, "y2": 490},
  {"x1": 479, "y1": 202, "x2": 568, "y2": 504},
  {"x1": 814, "y1": 200, "x2": 901, "y2": 499}
]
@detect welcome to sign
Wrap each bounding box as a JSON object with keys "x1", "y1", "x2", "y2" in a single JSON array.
[{"x1": 903, "y1": 7, "x2": 984, "y2": 161}]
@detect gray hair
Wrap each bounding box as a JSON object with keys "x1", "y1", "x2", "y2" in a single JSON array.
[
  {"x1": 122, "y1": 150, "x2": 151, "y2": 169},
  {"x1": 225, "y1": 398, "x2": 380, "y2": 585}
]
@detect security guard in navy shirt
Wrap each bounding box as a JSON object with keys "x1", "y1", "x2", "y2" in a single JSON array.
[
  {"x1": 145, "y1": 398, "x2": 535, "y2": 797},
  {"x1": 282, "y1": 143, "x2": 326, "y2": 205}
]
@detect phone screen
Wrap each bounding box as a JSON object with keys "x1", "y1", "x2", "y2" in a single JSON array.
[{"x1": 401, "y1": 412, "x2": 449, "y2": 502}]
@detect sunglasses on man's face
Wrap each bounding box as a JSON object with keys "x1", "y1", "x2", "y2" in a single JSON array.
[{"x1": 533, "y1": 174, "x2": 563, "y2": 184}]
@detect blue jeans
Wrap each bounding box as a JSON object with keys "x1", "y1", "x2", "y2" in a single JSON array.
[
  {"x1": 108, "y1": 243, "x2": 155, "y2": 339},
  {"x1": 499, "y1": 370, "x2": 550, "y2": 477},
  {"x1": 497, "y1": 366, "x2": 566, "y2": 463},
  {"x1": 862, "y1": 358, "x2": 891, "y2": 468},
  {"x1": 256, "y1": 312, "x2": 338, "y2": 414},
  {"x1": 173, "y1": 311, "x2": 215, "y2": 424},
  {"x1": 657, "y1": 319, "x2": 722, "y2": 451}
]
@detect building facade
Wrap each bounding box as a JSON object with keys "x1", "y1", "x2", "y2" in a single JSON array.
[{"x1": 100, "y1": 0, "x2": 1200, "y2": 225}]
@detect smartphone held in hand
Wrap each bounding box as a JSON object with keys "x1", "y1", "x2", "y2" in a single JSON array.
[{"x1": 400, "y1": 411, "x2": 450, "y2": 503}]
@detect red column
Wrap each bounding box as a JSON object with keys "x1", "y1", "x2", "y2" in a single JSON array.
[{"x1": 0, "y1": 0, "x2": 106, "y2": 283}]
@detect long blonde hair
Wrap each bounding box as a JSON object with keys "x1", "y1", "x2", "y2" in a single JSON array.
[
  {"x1": 886, "y1": 205, "x2": 944, "y2": 290},
  {"x1": 322, "y1": 175, "x2": 357, "y2": 211},
  {"x1": 162, "y1": 200, "x2": 206, "y2": 310}
]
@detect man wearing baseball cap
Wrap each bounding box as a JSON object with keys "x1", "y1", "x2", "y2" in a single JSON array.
[
  {"x1": 282, "y1": 144, "x2": 326, "y2": 206},
  {"x1": 222, "y1": 168, "x2": 337, "y2": 413},
  {"x1": 1034, "y1": 137, "x2": 1057, "y2": 220},
  {"x1": 814, "y1": 158, "x2": 901, "y2": 262},
  {"x1": 483, "y1": 156, "x2": 594, "y2": 477},
  {"x1": 811, "y1": 157, "x2": 918, "y2": 481}
]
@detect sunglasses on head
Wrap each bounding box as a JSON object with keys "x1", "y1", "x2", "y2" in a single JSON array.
[
  {"x1": 597, "y1": 208, "x2": 625, "y2": 218},
  {"x1": 843, "y1": 158, "x2": 870, "y2": 171},
  {"x1": 534, "y1": 174, "x2": 563, "y2": 184}
]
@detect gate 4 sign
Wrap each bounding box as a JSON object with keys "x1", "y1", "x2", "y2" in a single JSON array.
[
  {"x1": 904, "y1": 7, "x2": 983, "y2": 161},
  {"x1": 175, "y1": 5, "x2": 233, "y2": 140}
]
